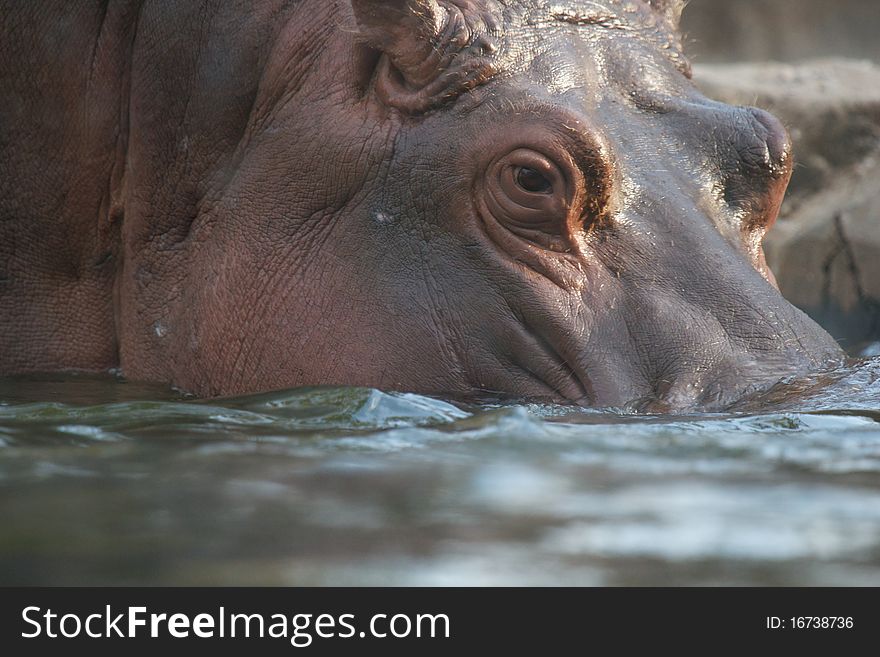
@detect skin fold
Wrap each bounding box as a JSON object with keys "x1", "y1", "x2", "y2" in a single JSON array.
[{"x1": 0, "y1": 0, "x2": 845, "y2": 411}]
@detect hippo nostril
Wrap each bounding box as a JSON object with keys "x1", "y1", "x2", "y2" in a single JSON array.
[
  {"x1": 748, "y1": 107, "x2": 793, "y2": 178},
  {"x1": 721, "y1": 106, "x2": 795, "y2": 236}
]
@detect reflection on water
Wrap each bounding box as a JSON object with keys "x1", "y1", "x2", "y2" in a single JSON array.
[{"x1": 1, "y1": 360, "x2": 879, "y2": 586}]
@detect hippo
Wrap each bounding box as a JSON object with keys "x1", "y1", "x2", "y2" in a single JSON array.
[{"x1": 0, "y1": 0, "x2": 844, "y2": 411}]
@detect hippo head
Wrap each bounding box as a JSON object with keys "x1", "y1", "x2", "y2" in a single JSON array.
[{"x1": 149, "y1": 0, "x2": 843, "y2": 410}]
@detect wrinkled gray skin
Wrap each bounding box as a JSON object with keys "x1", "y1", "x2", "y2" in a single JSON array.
[{"x1": 0, "y1": 0, "x2": 844, "y2": 411}]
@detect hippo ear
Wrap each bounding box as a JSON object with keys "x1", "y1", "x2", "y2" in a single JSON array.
[
  {"x1": 645, "y1": 0, "x2": 686, "y2": 26},
  {"x1": 349, "y1": 0, "x2": 446, "y2": 89}
]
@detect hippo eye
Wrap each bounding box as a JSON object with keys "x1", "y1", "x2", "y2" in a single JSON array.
[
  {"x1": 479, "y1": 148, "x2": 577, "y2": 251},
  {"x1": 515, "y1": 166, "x2": 553, "y2": 194}
]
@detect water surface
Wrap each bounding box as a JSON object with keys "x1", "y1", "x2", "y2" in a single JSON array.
[{"x1": 1, "y1": 359, "x2": 879, "y2": 586}]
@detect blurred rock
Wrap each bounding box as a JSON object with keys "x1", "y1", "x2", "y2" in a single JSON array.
[
  {"x1": 682, "y1": 0, "x2": 880, "y2": 64},
  {"x1": 694, "y1": 59, "x2": 880, "y2": 353}
]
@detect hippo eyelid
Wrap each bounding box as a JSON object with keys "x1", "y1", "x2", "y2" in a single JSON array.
[{"x1": 513, "y1": 102, "x2": 614, "y2": 178}]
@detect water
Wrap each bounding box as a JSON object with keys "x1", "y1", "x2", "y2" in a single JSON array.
[{"x1": 1, "y1": 360, "x2": 879, "y2": 586}]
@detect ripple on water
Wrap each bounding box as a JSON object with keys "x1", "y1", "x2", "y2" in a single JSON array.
[
  {"x1": 0, "y1": 363, "x2": 879, "y2": 585},
  {"x1": 539, "y1": 482, "x2": 880, "y2": 562}
]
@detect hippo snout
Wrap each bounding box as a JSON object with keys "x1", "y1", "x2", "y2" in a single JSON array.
[{"x1": 636, "y1": 308, "x2": 845, "y2": 413}]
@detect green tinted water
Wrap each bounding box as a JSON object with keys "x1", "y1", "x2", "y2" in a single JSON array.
[{"x1": 1, "y1": 360, "x2": 879, "y2": 585}]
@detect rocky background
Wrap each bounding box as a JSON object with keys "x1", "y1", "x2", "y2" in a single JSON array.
[{"x1": 681, "y1": 0, "x2": 880, "y2": 354}]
